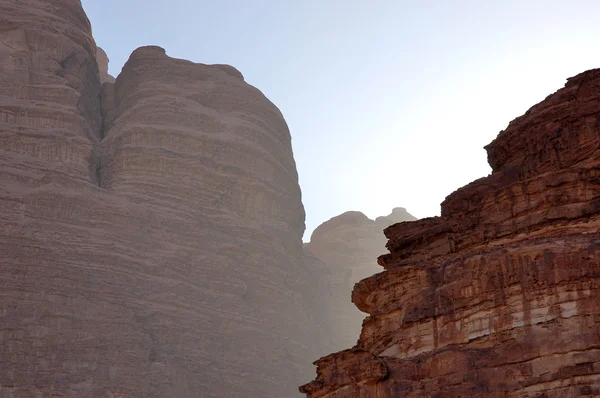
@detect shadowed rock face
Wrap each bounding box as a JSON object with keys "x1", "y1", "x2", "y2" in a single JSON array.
[
  {"x1": 0, "y1": 1, "x2": 325, "y2": 397},
  {"x1": 304, "y1": 209, "x2": 416, "y2": 352},
  {"x1": 300, "y1": 70, "x2": 600, "y2": 397}
]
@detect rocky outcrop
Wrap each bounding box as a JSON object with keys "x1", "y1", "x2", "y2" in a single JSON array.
[
  {"x1": 0, "y1": 1, "x2": 325, "y2": 397},
  {"x1": 97, "y1": 46, "x2": 115, "y2": 84},
  {"x1": 304, "y1": 208, "x2": 416, "y2": 351},
  {"x1": 301, "y1": 70, "x2": 600, "y2": 397},
  {"x1": 374, "y1": 207, "x2": 416, "y2": 231}
]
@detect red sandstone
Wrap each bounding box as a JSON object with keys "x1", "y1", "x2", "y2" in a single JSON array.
[{"x1": 301, "y1": 69, "x2": 600, "y2": 398}]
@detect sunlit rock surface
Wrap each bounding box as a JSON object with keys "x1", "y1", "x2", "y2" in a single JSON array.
[
  {"x1": 301, "y1": 70, "x2": 600, "y2": 397},
  {"x1": 304, "y1": 208, "x2": 416, "y2": 351},
  {"x1": 0, "y1": 1, "x2": 326, "y2": 397}
]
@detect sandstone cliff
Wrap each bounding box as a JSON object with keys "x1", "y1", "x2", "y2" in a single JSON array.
[
  {"x1": 305, "y1": 208, "x2": 416, "y2": 351},
  {"x1": 97, "y1": 46, "x2": 115, "y2": 84},
  {"x1": 301, "y1": 70, "x2": 600, "y2": 397},
  {"x1": 0, "y1": 1, "x2": 326, "y2": 397}
]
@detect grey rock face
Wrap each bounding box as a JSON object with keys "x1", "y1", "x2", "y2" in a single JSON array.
[{"x1": 0, "y1": 1, "x2": 325, "y2": 397}]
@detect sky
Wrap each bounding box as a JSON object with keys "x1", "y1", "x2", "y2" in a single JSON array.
[{"x1": 82, "y1": 0, "x2": 600, "y2": 240}]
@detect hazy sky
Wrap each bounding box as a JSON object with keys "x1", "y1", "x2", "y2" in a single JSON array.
[{"x1": 82, "y1": 0, "x2": 600, "y2": 240}]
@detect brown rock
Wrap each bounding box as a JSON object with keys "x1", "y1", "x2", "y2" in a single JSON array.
[
  {"x1": 0, "y1": 1, "x2": 327, "y2": 397},
  {"x1": 97, "y1": 46, "x2": 116, "y2": 84},
  {"x1": 305, "y1": 209, "x2": 416, "y2": 352},
  {"x1": 0, "y1": 0, "x2": 102, "y2": 170},
  {"x1": 301, "y1": 70, "x2": 600, "y2": 397},
  {"x1": 299, "y1": 349, "x2": 388, "y2": 398}
]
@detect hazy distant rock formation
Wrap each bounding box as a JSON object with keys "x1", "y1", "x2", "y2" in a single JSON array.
[
  {"x1": 96, "y1": 46, "x2": 115, "y2": 84},
  {"x1": 0, "y1": 1, "x2": 326, "y2": 397},
  {"x1": 304, "y1": 208, "x2": 416, "y2": 351},
  {"x1": 301, "y1": 70, "x2": 600, "y2": 397},
  {"x1": 375, "y1": 207, "x2": 416, "y2": 231}
]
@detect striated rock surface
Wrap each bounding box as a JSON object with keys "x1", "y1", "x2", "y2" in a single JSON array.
[
  {"x1": 304, "y1": 208, "x2": 416, "y2": 351},
  {"x1": 301, "y1": 70, "x2": 600, "y2": 397},
  {"x1": 0, "y1": 1, "x2": 326, "y2": 397},
  {"x1": 0, "y1": 0, "x2": 102, "y2": 172}
]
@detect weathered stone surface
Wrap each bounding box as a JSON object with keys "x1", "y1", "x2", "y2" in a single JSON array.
[
  {"x1": 96, "y1": 46, "x2": 115, "y2": 84},
  {"x1": 301, "y1": 70, "x2": 600, "y2": 397},
  {"x1": 304, "y1": 208, "x2": 416, "y2": 352},
  {"x1": 0, "y1": 1, "x2": 326, "y2": 397},
  {"x1": 299, "y1": 349, "x2": 388, "y2": 398},
  {"x1": 0, "y1": 0, "x2": 102, "y2": 173}
]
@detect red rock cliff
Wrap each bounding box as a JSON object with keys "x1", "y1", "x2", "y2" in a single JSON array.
[{"x1": 301, "y1": 69, "x2": 600, "y2": 397}]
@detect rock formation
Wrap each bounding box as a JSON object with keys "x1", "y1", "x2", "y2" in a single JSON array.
[
  {"x1": 97, "y1": 46, "x2": 115, "y2": 84},
  {"x1": 301, "y1": 70, "x2": 600, "y2": 397},
  {"x1": 0, "y1": 1, "x2": 326, "y2": 397},
  {"x1": 304, "y1": 208, "x2": 416, "y2": 351}
]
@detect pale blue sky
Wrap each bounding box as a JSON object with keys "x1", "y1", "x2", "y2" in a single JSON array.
[{"x1": 82, "y1": 0, "x2": 600, "y2": 240}]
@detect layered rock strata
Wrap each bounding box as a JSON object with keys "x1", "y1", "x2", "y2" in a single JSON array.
[
  {"x1": 305, "y1": 208, "x2": 416, "y2": 351},
  {"x1": 0, "y1": 1, "x2": 324, "y2": 397},
  {"x1": 301, "y1": 70, "x2": 600, "y2": 397}
]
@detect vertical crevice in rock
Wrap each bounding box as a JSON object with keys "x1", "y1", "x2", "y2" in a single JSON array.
[
  {"x1": 95, "y1": 154, "x2": 103, "y2": 188},
  {"x1": 97, "y1": 78, "x2": 118, "y2": 188},
  {"x1": 100, "y1": 81, "x2": 117, "y2": 138}
]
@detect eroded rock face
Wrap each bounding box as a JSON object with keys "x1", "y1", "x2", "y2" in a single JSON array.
[
  {"x1": 0, "y1": 1, "x2": 324, "y2": 397},
  {"x1": 96, "y1": 46, "x2": 115, "y2": 84},
  {"x1": 0, "y1": 0, "x2": 102, "y2": 175},
  {"x1": 301, "y1": 70, "x2": 600, "y2": 397},
  {"x1": 304, "y1": 208, "x2": 416, "y2": 352}
]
